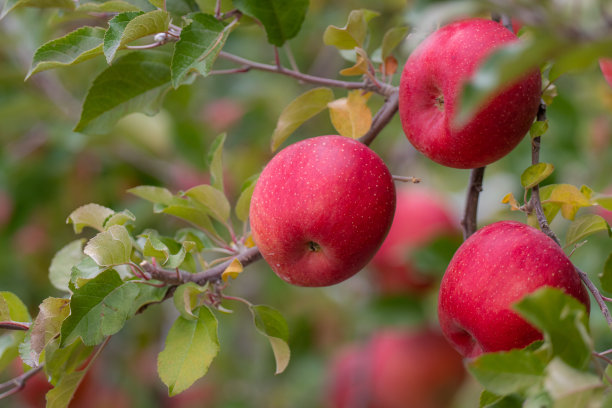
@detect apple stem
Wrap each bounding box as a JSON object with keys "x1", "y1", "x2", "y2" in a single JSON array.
[{"x1": 461, "y1": 167, "x2": 486, "y2": 240}]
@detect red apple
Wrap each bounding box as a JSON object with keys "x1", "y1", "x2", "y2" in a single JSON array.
[
  {"x1": 600, "y1": 59, "x2": 612, "y2": 87},
  {"x1": 370, "y1": 188, "x2": 458, "y2": 294},
  {"x1": 398, "y1": 18, "x2": 541, "y2": 169},
  {"x1": 249, "y1": 135, "x2": 396, "y2": 287},
  {"x1": 438, "y1": 221, "x2": 590, "y2": 358},
  {"x1": 328, "y1": 328, "x2": 465, "y2": 408}
]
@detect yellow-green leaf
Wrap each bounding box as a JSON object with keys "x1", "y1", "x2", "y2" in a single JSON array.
[
  {"x1": 565, "y1": 214, "x2": 610, "y2": 247},
  {"x1": 530, "y1": 120, "x2": 549, "y2": 139},
  {"x1": 521, "y1": 163, "x2": 555, "y2": 189},
  {"x1": 75, "y1": 0, "x2": 140, "y2": 12},
  {"x1": 543, "y1": 184, "x2": 592, "y2": 221},
  {"x1": 328, "y1": 90, "x2": 372, "y2": 139},
  {"x1": 271, "y1": 88, "x2": 334, "y2": 152},
  {"x1": 323, "y1": 9, "x2": 379, "y2": 50},
  {"x1": 250, "y1": 305, "x2": 290, "y2": 375},
  {"x1": 173, "y1": 282, "x2": 208, "y2": 320},
  {"x1": 235, "y1": 175, "x2": 258, "y2": 222},
  {"x1": 184, "y1": 184, "x2": 230, "y2": 222},
  {"x1": 339, "y1": 47, "x2": 369, "y2": 76},
  {"x1": 595, "y1": 196, "x2": 612, "y2": 211},
  {"x1": 128, "y1": 185, "x2": 174, "y2": 205},
  {"x1": 221, "y1": 258, "x2": 243, "y2": 282},
  {"x1": 66, "y1": 203, "x2": 115, "y2": 233},
  {"x1": 83, "y1": 225, "x2": 132, "y2": 266},
  {"x1": 381, "y1": 26, "x2": 409, "y2": 60}
]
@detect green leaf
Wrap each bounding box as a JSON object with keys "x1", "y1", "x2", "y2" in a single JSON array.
[
  {"x1": 60, "y1": 269, "x2": 139, "y2": 346},
  {"x1": 539, "y1": 184, "x2": 561, "y2": 224},
  {"x1": 0, "y1": 291, "x2": 31, "y2": 323},
  {"x1": 44, "y1": 338, "x2": 93, "y2": 386},
  {"x1": 184, "y1": 184, "x2": 230, "y2": 222},
  {"x1": 0, "y1": 332, "x2": 24, "y2": 372},
  {"x1": 513, "y1": 287, "x2": 591, "y2": 369},
  {"x1": 207, "y1": 133, "x2": 226, "y2": 192},
  {"x1": 456, "y1": 32, "x2": 561, "y2": 127},
  {"x1": 75, "y1": 49, "x2": 172, "y2": 135},
  {"x1": 549, "y1": 39, "x2": 612, "y2": 82},
  {"x1": 128, "y1": 185, "x2": 174, "y2": 205},
  {"x1": 171, "y1": 13, "x2": 235, "y2": 88},
  {"x1": 173, "y1": 282, "x2": 208, "y2": 320},
  {"x1": 565, "y1": 214, "x2": 610, "y2": 247},
  {"x1": 70, "y1": 257, "x2": 104, "y2": 288},
  {"x1": 468, "y1": 348, "x2": 547, "y2": 395},
  {"x1": 46, "y1": 370, "x2": 87, "y2": 408},
  {"x1": 521, "y1": 163, "x2": 555, "y2": 189},
  {"x1": 128, "y1": 283, "x2": 168, "y2": 315},
  {"x1": 1, "y1": 0, "x2": 74, "y2": 20},
  {"x1": 544, "y1": 357, "x2": 603, "y2": 407},
  {"x1": 599, "y1": 252, "x2": 612, "y2": 294},
  {"x1": 66, "y1": 203, "x2": 115, "y2": 233},
  {"x1": 20, "y1": 297, "x2": 70, "y2": 367},
  {"x1": 26, "y1": 27, "x2": 105, "y2": 80},
  {"x1": 411, "y1": 235, "x2": 462, "y2": 278},
  {"x1": 595, "y1": 196, "x2": 612, "y2": 211},
  {"x1": 381, "y1": 26, "x2": 408, "y2": 61},
  {"x1": 84, "y1": 225, "x2": 132, "y2": 267},
  {"x1": 480, "y1": 391, "x2": 524, "y2": 408},
  {"x1": 270, "y1": 87, "x2": 333, "y2": 152},
  {"x1": 140, "y1": 232, "x2": 193, "y2": 268},
  {"x1": 323, "y1": 9, "x2": 379, "y2": 50},
  {"x1": 530, "y1": 120, "x2": 549, "y2": 139},
  {"x1": 235, "y1": 175, "x2": 258, "y2": 222},
  {"x1": 103, "y1": 209, "x2": 136, "y2": 229},
  {"x1": 75, "y1": 0, "x2": 140, "y2": 12},
  {"x1": 233, "y1": 0, "x2": 308, "y2": 47},
  {"x1": 250, "y1": 305, "x2": 290, "y2": 374},
  {"x1": 160, "y1": 203, "x2": 218, "y2": 234},
  {"x1": 543, "y1": 184, "x2": 592, "y2": 221},
  {"x1": 104, "y1": 10, "x2": 169, "y2": 63},
  {"x1": 158, "y1": 307, "x2": 219, "y2": 396},
  {"x1": 49, "y1": 239, "x2": 85, "y2": 293}
]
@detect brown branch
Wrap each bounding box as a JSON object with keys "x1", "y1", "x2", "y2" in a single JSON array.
[
  {"x1": 0, "y1": 321, "x2": 30, "y2": 331},
  {"x1": 359, "y1": 90, "x2": 400, "y2": 146},
  {"x1": 577, "y1": 267, "x2": 612, "y2": 330},
  {"x1": 461, "y1": 167, "x2": 486, "y2": 240},
  {"x1": 0, "y1": 365, "x2": 44, "y2": 400}
]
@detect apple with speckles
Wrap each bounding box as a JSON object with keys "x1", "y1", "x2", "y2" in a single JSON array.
[
  {"x1": 438, "y1": 221, "x2": 590, "y2": 358},
  {"x1": 399, "y1": 18, "x2": 542, "y2": 169},
  {"x1": 249, "y1": 135, "x2": 396, "y2": 287},
  {"x1": 370, "y1": 188, "x2": 458, "y2": 295}
]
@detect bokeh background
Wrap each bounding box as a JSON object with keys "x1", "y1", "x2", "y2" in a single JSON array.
[{"x1": 1, "y1": 0, "x2": 611, "y2": 406}]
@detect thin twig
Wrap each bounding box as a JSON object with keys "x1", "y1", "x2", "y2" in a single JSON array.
[
  {"x1": 577, "y1": 267, "x2": 612, "y2": 330},
  {"x1": 392, "y1": 176, "x2": 421, "y2": 183},
  {"x1": 359, "y1": 90, "x2": 400, "y2": 146},
  {"x1": 461, "y1": 167, "x2": 486, "y2": 240},
  {"x1": 0, "y1": 365, "x2": 44, "y2": 396},
  {"x1": 209, "y1": 67, "x2": 251, "y2": 75},
  {"x1": 0, "y1": 321, "x2": 30, "y2": 331},
  {"x1": 284, "y1": 43, "x2": 300, "y2": 73},
  {"x1": 214, "y1": 0, "x2": 221, "y2": 18}
]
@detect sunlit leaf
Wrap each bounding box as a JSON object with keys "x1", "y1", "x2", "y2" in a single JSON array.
[
  {"x1": 233, "y1": 0, "x2": 308, "y2": 46},
  {"x1": 26, "y1": 27, "x2": 105, "y2": 79},
  {"x1": 521, "y1": 163, "x2": 554, "y2": 189},
  {"x1": 49, "y1": 240, "x2": 85, "y2": 293},
  {"x1": 271, "y1": 88, "x2": 334, "y2": 152},
  {"x1": 128, "y1": 185, "x2": 174, "y2": 205},
  {"x1": 250, "y1": 305, "x2": 290, "y2": 374},
  {"x1": 221, "y1": 258, "x2": 243, "y2": 282},
  {"x1": 158, "y1": 307, "x2": 219, "y2": 396},
  {"x1": 103, "y1": 209, "x2": 136, "y2": 229},
  {"x1": 323, "y1": 9, "x2": 379, "y2": 50},
  {"x1": 530, "y1": 120, "x2": 549, "y2": 139},
  {"x1": 84, "y1": 225, "x2": 132, "y2": 267},
  {"x1": 328, "y1": 90, "x2": 372, "y2": 139},
  {"x1": 543, "y1": 184, "x2": 592, "y2": 221},
  {"x1": 67, "y1": 203, "x2": 115, "y2": 233},
  {"x1": 565, "y1": 214, "x2": 610, "y2": 247}
]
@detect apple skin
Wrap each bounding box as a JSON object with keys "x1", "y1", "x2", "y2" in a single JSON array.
[
  {"x1": 600, "y1": 59, "x2": 612, "y2": 87},
  {"x1": 370, "y1": 188, "x2": 458, "y2": 295},
  {"x1": 398, "y1": 18, "x2": 542, "y2": 169},
  {"x1": 250, "y1": 135, "x2": 396, "y2": 287},
  {"x1": 438, "y1": 221, "x2": 590, "y2": 358},
  {"x1": 328, "y1": 329, "x2": 465, "y2": 408}
]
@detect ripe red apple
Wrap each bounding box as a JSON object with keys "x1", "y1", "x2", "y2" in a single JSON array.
[
  {"x1": 370, "y1": 188, "x2": 458, "y2": 295},
  {"x1": 328, "y1": 328, "x2": 465, "y2": 408},
  {"x1": 438, "y1": 221, "x2": 590, "y2": 358},
  {"x1": 249, "y1": 135, "x2": 396, "y2": 287},
  {"x1": 398, "y1": 18, "x2": 542, "y2": 169},
  {"x1": 600, "y1": 59, "x2": 612, "y2": 87}
]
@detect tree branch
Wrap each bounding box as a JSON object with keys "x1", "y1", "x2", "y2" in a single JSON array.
[
  {"x1": 461, "y1": 167, "x2": 486, "y2": 240},
  {"x1": 359, "y1": 90, "x2": 400, "y2": 146},
  {"x1": 0, "y1": 321, "x2": 30, "y2": 331},
  {"x1": 0, "y1": 365, "x2": 44, "y2": 400},
  {"x1": 576, "y1": 267, "x2": 612, "y2": 330}
]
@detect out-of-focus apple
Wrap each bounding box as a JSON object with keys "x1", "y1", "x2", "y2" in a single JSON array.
[
  {"x1": 370, "y1": 188, "x2": 458, "y2": 295},
  {"x1": 600, "y1": 59, "x2": 612, "y2": 88},
  {"x1": 250, "y1": 135, "x2": 395, "y2": 287}
]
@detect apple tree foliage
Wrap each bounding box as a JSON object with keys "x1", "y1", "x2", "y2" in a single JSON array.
[{"x1": 0, "y1": 0, "x2": 612, "y2": 407}]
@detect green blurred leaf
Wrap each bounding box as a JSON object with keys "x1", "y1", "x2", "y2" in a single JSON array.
[
  {"x1": 530, "y1": 120, "x2": 549, "y2": 139},
  {"x1": 184, "y1": 184, "x2": 230, "y2": 222},
  {"x1": 20, "y1": 297, "x2": 70, "y2": 367},
  {"x1": 175, "y1": 228, "x2": 215, "y2": 251},
  {"x1": 235, "y1": 175, "x2": 258, "y2": 222},
  {"x1": 233, "y1": 0, "x2": 308, "y2": 46},
  {"x1": 544, "y1": 357, "x2": 603, "y2": 407},
  {"x1": 565, "y1": 214, "x2": 610, "y2": 247},
  {"x1": 0, "y1": 291, "x2": 31, "y2": 323},
  {"x1": 44, "y1": 338, "x2": 93, "y2": 386},
  {"x1": 539, "y1": 184, "x2": 561, "y2": 224},
  {"x1": 158, "y1": 306, "x2": 219, "y2": 396},
  {"x1": 468, "y1": 348, "x2": 547, "y2": 395},
  {"x1": 46, "y1": 370, "x2": 87, "y2": 408},
  {"x1": 271, "y1": 87, "x2": 334, "y2": 152},
  {"x1": 104, "y1": 10, "x2": 169, "y2": 63},
  {"x1": 26, "y1": 27, "x2": 105, "y2": 79},
  {"x1": 171, "y1": 13, "x2": 235, "y2": 88},
  {"x1": 250, "y1": 305, "x2": 290, "y2": 374},
  {"x1": 0, "y1": 332, "x2": 24, "y2": 372},
  {"x1": 549, "y1": 40, "x2": 612, "y2": 82},
  {"x1": 456, "y1": 33, "x2": 561, "y2": 127},
  {"x1": 480, "y1": 391, "x2": 523, "y2": 408},
  {"x1": 595, "y1": 196, "x2": 612, "y2": 211},
  {"x1": 49, "y1": 240, "x2": 85, "y2": 293},
  {"x1": 411, "y1": 235, "x2": 462, "y2": 278},
  {"x1": 60, "y1": 269, "x2": 139, "y2": 346},
  {"x1": 381, "y1": 26, "x2": 408, "y2": 60},
  {"x1": 521, "y1": 163, "x2": 555, "y2": 189},
  {"x1": 580, "y1": 185, "x2": 594, "y2": 200},
  {"x1": 207, "y1": 133, "x2": 226, "y2": 192},
  {"x1": 599, "y1": 252, "x2": 612, "y2": 294},
  {"x1": 128, "y1": 185, "x2": 174, "y2": 205},
  {"x1": 1, "y1": 0, "x2": 74, "y2": 20},
  {"x1": 323, "y1": 9, "x2": 379, "y2": 50},
  {"x1": 173, "y1": 282, "x2": 208, "y2": 320},
  {"x1": 160, "y1": 203, "x2": 218, "y2": 235},
  {"x1": 84, "y1": 225, "x2": 132, "y2": 267},
  {"x1": 76, "y1": 0, "x2": 140, "y2": 12},
  {"x1": 75, "y1": 49, "x2": 172, "y2": 134},
  {"x1": 67, "y1": 203, "x2": 115, "y2": 233},
  {"x1": 513, "y1": 287, "x2": 591, "y2": 369}
]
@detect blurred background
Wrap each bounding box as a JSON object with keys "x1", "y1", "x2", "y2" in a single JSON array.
[{"x1": 1, "y1": 0, "x2": 611, "y2": 406}]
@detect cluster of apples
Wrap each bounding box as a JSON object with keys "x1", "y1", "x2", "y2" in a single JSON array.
[{"x1": 249, "y1": 16, "x2": 590, "y2": 385}]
